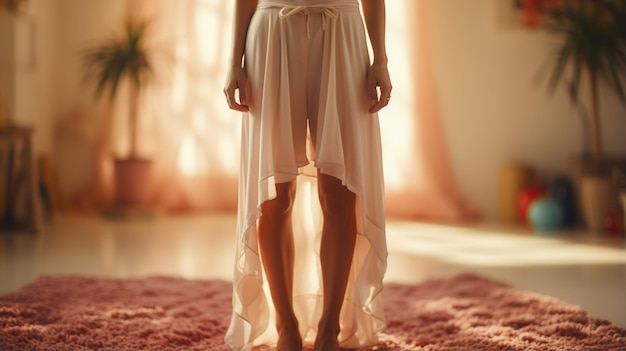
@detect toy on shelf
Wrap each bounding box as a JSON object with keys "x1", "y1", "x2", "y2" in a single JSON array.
[
  {"x1": 529, "y1": 197, "x2": 564, "y2": 233},
  {"x1": 548, "y1": 176, "x2": 577, "y2": 227},
  {"x1": 518, "y1": 184, "x2": 547, "y2": 226}
]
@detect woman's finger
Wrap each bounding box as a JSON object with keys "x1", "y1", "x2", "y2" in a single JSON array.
[
  {"x1": 238, "y1": 81, "x2": 248, "y2": 109},
  {"x1": 224, "y1": 89, "x2": 248, "y2": 112},
  {"x1": 224, "y1": 80, "x2": 249, "y2": 112},
  {"x1": 369, "y1": 84, "x2": 392, "y2": 113}
]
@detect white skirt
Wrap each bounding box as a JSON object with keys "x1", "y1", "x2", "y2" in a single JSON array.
[{"x1": 226, "y1": 0, "x2": 387, "y2": 349}]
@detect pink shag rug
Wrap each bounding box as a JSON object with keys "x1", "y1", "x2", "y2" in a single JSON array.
[{"x1": 1, "y1": 273, "x2": 625, "y2": 351}]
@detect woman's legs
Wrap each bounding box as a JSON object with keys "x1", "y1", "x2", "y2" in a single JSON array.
[
  {"x1": 258, "y1": 181, "x2": 302, "y2": 351},
  {"x1": 314, "y1": 172, "x2": 357, "y2": 351},
  {"x1": 258, "y1": 174, "x2": 357, "y2": 351}
]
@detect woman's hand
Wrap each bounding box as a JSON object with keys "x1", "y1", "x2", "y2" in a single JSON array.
[
  {"x1": 224, "y1": 65, "x2": 249, "y2": 112},
  {"x1": 367, "y1": 61, "x2": 392, "y2": 113}
]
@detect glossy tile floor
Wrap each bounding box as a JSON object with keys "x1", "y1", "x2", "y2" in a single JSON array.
[{"x1": 1, "y1": 212, "x2": 625, "y2": 329}]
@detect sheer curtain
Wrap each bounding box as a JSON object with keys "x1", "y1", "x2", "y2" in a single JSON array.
[
  {"x1": 382, "y1": 1, "x2": 477, "y2": 220},
  {"x1": 102, "y1": 0, "x2": 477, "y2": 221}
]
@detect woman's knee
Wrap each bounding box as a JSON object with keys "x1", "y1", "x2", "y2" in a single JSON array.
[
  {"x1": 262, "y1": 182, "x2": 297, "y2": 217},
  {"x1": 318, "y1": 175, "x2": 356, "y2": 219}
]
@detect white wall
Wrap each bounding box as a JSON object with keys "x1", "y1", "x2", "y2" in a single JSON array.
[
  {"x1": 1, "y1": 2, "x2": 56, "y2": 150},
  {"x1": 1, "y1": 0, "x2": 123, "y2": 152},
  {"x1": 1, "y1": 1, "x2": 59, "y2": 151},
  {"x1": 1, "y1": 0, "x2": 124, "y2": 197},
  {"x1": 429, "y1": 0, "x2": 626, "y2": 219},
  {"x1": 55, "y1": 0, "x2": 124, "y2": 117},
  {"x1": 12, "y1": 0, "x2": 58, "y2": 152},
  {"x1": 52, "y1": 0, "x2": 125, "y2": 196},
  {"x1": 0, "y1": 11, "x2": 15, "y2": 124}
]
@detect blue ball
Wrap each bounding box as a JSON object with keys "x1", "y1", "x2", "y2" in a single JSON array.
[
  {"x1": 529, "y1": 198, "x2": 564, "y2": 232},
  {"x1": 548, "y1": 176, "x2": 576, "y2": 226}
]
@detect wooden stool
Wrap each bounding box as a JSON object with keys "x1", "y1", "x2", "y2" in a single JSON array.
[{"x1": 0, "y1": 126, "x2": 42, "y2": 233}]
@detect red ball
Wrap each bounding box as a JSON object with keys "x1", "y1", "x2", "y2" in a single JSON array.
[
  {"x1": 604, "y1": 212, "x2": 625, "y2": 236},
  {"x1": 518, "y1": 185, "x2": 547, "y2": 226}
]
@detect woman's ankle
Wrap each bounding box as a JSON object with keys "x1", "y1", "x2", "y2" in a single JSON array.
[
  {"x1": 277, "y1": 314, "x2": 299, "y2": 333},
  {"x1": 316, "y1": 318, "x2": 340, "y2": 338}
]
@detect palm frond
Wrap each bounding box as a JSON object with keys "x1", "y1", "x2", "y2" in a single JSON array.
[
  {"x1": 570, "y1": 41, "x2": 584, "y2": 103},
  {"x1": 548, "y1": 38, "x2": 575, "y2": 95},
  {"x1": 543, "y1": 0, "x2": 626, "y2": 103},
  {"x1": 82, "y1": 19, "x2": 156, "y2": 100},
  {"x1": 81, "y1": 18, "x2": 166, "y2": 159},
  {"x1": 540, "y1": 0, "x2": 626, "y2": 169}
]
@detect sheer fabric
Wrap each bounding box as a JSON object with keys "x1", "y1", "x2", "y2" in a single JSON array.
[{"x1": 225, "y1": 1, "x2": 386, "y2": 349}]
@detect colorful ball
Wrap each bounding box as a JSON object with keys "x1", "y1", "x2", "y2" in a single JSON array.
[
  {"x1": 604, "y1": 212, "x2": 625, "y2": 236},
  {"x1": 548, "y1": 176, "x2": 577, "y2": 227},
  {"x1": 518, "y1": 185, "x2": 547, "y2": 226},
  {"x1": 529, "y1": 198, "x2": 564, "y2": 232}
]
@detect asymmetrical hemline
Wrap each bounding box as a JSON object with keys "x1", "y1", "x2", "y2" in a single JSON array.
[{"x1": 226, "y1": 1, "x2": 387, "y2": 350}]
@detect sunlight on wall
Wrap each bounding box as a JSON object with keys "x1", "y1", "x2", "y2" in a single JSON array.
[
  {"x1": 171, "y1": 65, "x2": 187, "y2": 112},
  {"x1": 176, "y1": 91, "x2": 206, "y2": 174},
  {"x1": 379, "y1": 0, "x2": 415, "y2": 193},
  {"x1": 178, "y1": 133, "x2": 208, "y2": 177},
  {"x1": 162, "y1": 0, "x2": 238, "y2": 178},
  {"x1": 195, "y1": 6, "x2": 220, "y2": 66}
]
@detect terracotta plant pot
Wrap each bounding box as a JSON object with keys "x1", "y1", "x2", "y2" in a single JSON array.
[
  {"x1": 579, "y1": 174, "x2": 619, "y2": 232},
  {"x1": 113, "y1": 158, "x2": 153, "y2": 205}
]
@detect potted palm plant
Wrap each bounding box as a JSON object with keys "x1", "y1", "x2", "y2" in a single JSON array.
[
  {"x1": 83, "y1": 19, "x2": 159, "y2": 206},
  {"x1": 543, "y1": 0, "x2": 626, "y2": 230}
]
